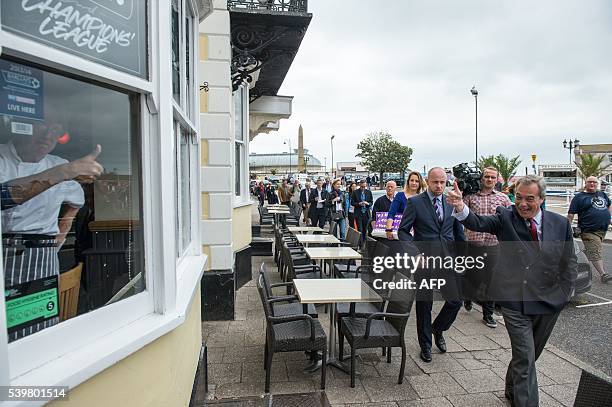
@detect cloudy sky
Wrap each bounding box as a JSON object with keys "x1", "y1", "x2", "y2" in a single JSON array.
[{"x1": 249, "y1": 0, "x2": 612, "y2": 174}]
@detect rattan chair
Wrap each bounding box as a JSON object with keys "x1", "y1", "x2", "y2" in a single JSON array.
[
  {"x1": 258, "y1": 274, "x2": 327, "y2": 393},
  {"x1": 338, "y1": 272, "x2": 415, "y2": 387},
  {"x1": 259, "y1": 264, "x2": 317, "y2": 318}
]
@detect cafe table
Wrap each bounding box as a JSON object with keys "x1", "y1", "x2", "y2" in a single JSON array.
[
  {"x1": 295, "y1": 234, "x2": 340, "y2": 246},
  {"x1": 304, "y1": 247, "x2": 361, "y2": 278},
  {"x1": 267, "y1": 207, "x2": 291, "y2": 227},
  {"x1": 287, "y1": 226, "x2": 326, "y2": 234},
  {"x1": 293, "y1": 278, "x2": 382, "y2": 373}
]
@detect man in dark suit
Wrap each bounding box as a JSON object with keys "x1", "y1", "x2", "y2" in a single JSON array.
[
  {"x1": 308, "y1": 178, "x2": 329, "y2": 228},
  {"x1": 350, "y1": 179, "x2": 373, "y2": 245},
  {"x1": 300, "y1": 180, "x2": 314, "y2": 224},
  {"x1": 447, "y1": 175, "x2": 577, "y2": 407},
  {"x1": 397, "y1": 167, "x2": 465, "y2": 363}
]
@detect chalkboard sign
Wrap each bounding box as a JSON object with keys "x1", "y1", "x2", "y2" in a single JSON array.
[{"x1": 1, "y1": 0, "x2": 147, "y2": 78}]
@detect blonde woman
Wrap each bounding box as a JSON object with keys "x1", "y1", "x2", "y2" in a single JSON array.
[{"x1": 385, "y1": 171, "x2": 426, "y2": 239}]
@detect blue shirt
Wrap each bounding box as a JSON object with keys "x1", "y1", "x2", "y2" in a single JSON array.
[
  {"x1": 426, "y1": 190, "x2": 444, "y2": 219},
  {"x1": 568, "y1": 191, "x2": 611, "y2": 232},
  {"x1": 387, "y1": 191, "x2": 408, "y2": 219}
]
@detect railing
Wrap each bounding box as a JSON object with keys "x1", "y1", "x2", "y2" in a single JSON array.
[{"x1": 228, "y1": 0, "x2": 308, "y2": 13}]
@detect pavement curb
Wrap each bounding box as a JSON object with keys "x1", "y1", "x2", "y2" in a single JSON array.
[{"x1": 474, "y1": 303, "x2": 612, "y2": 383}]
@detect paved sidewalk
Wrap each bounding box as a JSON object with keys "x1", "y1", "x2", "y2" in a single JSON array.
[{"x1": 201, "y1": 254, "x2": 601, "y2": 406}]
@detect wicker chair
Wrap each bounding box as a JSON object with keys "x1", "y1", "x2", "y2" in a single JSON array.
[
  {"x1": 258, "y1": 274, "x2": 327, "y2": 393},
  {"x1": 259, "y1": 264, "x2": 317, "y2": 318},
  {"x1": 338, "y1": 272, "x2": 415, "y2": 387},
  {"x1": 573, "y1": 369, "x2": 612, "y2": 407}
]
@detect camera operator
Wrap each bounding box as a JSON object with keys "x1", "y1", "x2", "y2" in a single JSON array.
[{"x1": 460, "y1": 166, "x2": 511, "y2": 328}]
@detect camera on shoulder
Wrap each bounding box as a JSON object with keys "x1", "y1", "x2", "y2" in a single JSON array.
[{"x1": 453, "y1": 163, "x2": 482, "y2": 195}]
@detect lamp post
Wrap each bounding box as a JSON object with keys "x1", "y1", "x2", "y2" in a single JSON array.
[
  {"x1": 330, "y1": 135, "x2": 335, "y2": 178},
  {"x1": 304, "y1": 155, "x2": 310, "y2": 174},
  {"x1": 324, "y1": 157, "x2": 327, "y2": 175},
  {"x1": 284, "y1": 138, "x2": 292, "y2": 178},
  {"x1": 470, "y1": 85, "x2": 478, "y2": 165},
  {"x1": 563, "y1": 138, "x2": 580, "y2": 187}
]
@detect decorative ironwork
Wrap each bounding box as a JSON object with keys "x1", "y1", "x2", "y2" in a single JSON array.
[
  {"x1": 228, "y1": 0, "x2": 307, "y2": 13},
  {"x1": 199, "y1": 81, "x2": 209, "y2": 92}
]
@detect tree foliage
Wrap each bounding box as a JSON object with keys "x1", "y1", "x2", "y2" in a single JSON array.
[
  {"x1": 574, "y1": 153, "x2": 611, "y2": 179},
  {"x1": 494, "y1": 154, "x2": 522, "y2": 188},
  {"x1": 356, "y1": 131, "x2": 413, "y2": 185},
  {"x1": 476, "y1": 155, "x2": 496, "y2": 170}
]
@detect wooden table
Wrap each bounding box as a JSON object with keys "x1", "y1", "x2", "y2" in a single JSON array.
[
  {"x1": 293, "y1": 278, "x2": 381, "y2": 373},
  {"x1": 295, "y1": 234, "x2": 340, "y2": 246},
  {"x1": 288, "y1": 226, "x2": 326, "y2": 234}
]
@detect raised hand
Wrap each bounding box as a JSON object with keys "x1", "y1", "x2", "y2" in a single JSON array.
[
  {"x1": 68, "y1": 145, "x2": 104, "y2": 183},
  {"x1": 447, "y1": 181, "x2": 465, "y2": 212}
]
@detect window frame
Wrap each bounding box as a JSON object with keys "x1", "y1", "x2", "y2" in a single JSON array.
[
  {"x1": 233, "y1": 84, "x2": 250, "y2": 206},
  {"x1": 0, "y1": 0, "x2": 205, "y2": 390}
]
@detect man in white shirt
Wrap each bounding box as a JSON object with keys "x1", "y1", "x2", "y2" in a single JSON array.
[{"x1": 1, "y1": 120, "x2": 103, "y2": 342}]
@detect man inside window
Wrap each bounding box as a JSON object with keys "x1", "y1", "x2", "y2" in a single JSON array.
[{"x1": 1, "y1": 119, "x2": 103, "y2": 341}]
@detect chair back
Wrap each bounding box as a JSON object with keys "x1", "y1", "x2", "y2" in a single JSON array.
[
  {"x1": 385, "y1": 272, "x2": 415, "y2": 334},
  {"x1": 257, "y1": 272, "x2": 274, "y2": 322},
  {"x1": 59, "y1": 262, "x2": 83, "y2": 321},
  {"x1": 346, "y1": 227, "x2": 361, "y2": 250},
  {"x1": 328, "y1": 220, "x2": 338, "y2": 237}
]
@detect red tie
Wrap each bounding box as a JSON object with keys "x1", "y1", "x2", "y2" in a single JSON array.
[{"x1": 528, "y1": 218, "x2": 539, "y2": 247}]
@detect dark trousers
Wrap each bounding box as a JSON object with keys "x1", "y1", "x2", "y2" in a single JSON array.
[
  {"x1": 414, "y1": 266, "x2": 462, "y2": 351},
  {"x1": 347, "y1": 212, "x2": 356, "y2": 230},
  {"x1": 464, "y1": 244, "x2": 499, "y2": 317},
  {"x1": 502, "y1": 307, "x2": 560, "y2": 407},
  {"x1": 355, "y1": 212, "x2": 370, "y2": 244},
  {"x1": 310, "y1": 208, "x2": 327, "y2": 228}
]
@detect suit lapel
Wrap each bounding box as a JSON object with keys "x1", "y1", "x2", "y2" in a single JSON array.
[
  {"x1": 511, "y1": 207, "x2": 538, "y2": 253},
  {"x1": 421, "y1": 192, "x2": 440, "y2": 228}
]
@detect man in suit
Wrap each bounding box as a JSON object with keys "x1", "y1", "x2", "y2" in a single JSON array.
[
  {"x1": 300, "y1": 180, "x2": 314, "y2": 225},
  {"x1": 351, "y1": 179, "x2": 373, "y2": 245},
  {"x1": 309, "y1": 178, "x2": 329, "y2": 228},
  {"x1": 397, "y1": 167, "x2": 465, "y2": 363},
  {"x1": 447, "y1": 175, "x2": 577, "y2": 407}
]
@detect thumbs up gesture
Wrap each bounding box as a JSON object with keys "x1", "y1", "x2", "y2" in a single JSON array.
[
  {"x1": 67, "y1": 145, "x2": 104, "y2": 183},
  {"x1": 447, "y1": 181, "x2": 465, "y2": 212}
]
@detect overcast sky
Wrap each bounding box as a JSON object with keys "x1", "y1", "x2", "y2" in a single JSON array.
[{"x1": 249, "y1": 0, "x2": 612, "y2": 174}]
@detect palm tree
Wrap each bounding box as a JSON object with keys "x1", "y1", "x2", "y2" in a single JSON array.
[
  {"x1": 495, "y1": 154, "x2": 522, "y2": 188},
  {"x1": 476, "y1": 155, "x2": 496, "y2": 170},
  {"x1": 574, "y1": 153, "x2": 611, "y2": 180}
]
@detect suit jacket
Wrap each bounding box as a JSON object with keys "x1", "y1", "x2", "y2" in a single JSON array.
[
  {"x1": 300, "y1": 188, "x2": 313, "y2": 207},
  {"x1": 398, "y1": 191, "x2": 466, "y2": 243},
  {"x1": 460, "y1": 206, "x2": 577, "y2": 314},
  {"x1": 309, "y1": 188, "x2": 329, "y2": 211},
  {"x1": 350, "y1": 188, "x2": 373, "y2": 217}
]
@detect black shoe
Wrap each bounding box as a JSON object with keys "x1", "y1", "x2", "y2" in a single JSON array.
[
  {"x1": 602, "y1": 274, "x2": 612, "y2": 284},
  {"x1": 433, "y1": 330, "x2": 447, "y2": 353},
  {"x1": 464, "y1": 300, "x2": 472, "y2": 311},
  {"x1": 483, "y1": 314, "x2": 498, "y2": 328},
  {"x1": 419, "y1": 348, "x2": 432, "y2": 363}
]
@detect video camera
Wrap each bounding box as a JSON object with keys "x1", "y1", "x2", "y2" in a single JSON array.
[{"x1": 453, "y1": 163, "x2": 482, "y2": 195}]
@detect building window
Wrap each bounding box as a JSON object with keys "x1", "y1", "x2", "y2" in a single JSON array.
[
  {"x1": 0, "y1": 56, "x2": 144, "y2": 343},
  {"x1": 233, "y1": 85, "x2": 248, "y2": 200},
  {"x1": 171, "y1": 0, "x2": 196, "y2": 117}
]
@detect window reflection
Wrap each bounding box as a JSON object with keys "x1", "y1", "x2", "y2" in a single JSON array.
[{"x1": 0, "y1": 57, "x2": 144, "y2": 342}]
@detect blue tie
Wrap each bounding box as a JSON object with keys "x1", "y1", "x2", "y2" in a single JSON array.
[
  {"x1": 433, "y1": 197, "x2": 443, "y2": 222},
  {"x1": 361, "y1": 191, "x2": 366, "y2": 213}
]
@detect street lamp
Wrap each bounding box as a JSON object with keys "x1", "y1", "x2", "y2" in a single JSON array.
[
  {"x1": 304, "y1": 155, "x2": 310, "y2": 174},
  {"x1": 330, "y1": 135, "x2": 335, "y2": 178},
  {"x1": 562, "y1": 138, "x2": 580, "y2": 166},
  {"x1": 283, "y1": 138, "x2": 292, "y2": 177},
  {"x1": 470, "y1": 85, "x2": 479, "y2": 165},
  {"x1": 324, "y1": 157, "x2": 327, "y2": 175}
]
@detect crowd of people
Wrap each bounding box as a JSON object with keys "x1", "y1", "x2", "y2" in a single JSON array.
[{"x1": 255, "y1": 168, "x2": 611, "y2": 407}]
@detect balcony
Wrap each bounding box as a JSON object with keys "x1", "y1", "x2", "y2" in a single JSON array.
[
  {"x1": 228, "y1": 0, "x2": 311, "y2": 101},
  {"x1": 228, "y1": 0, "x2": 307, "y2": 13}
]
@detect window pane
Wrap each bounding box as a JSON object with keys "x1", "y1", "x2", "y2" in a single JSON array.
[
  {"x1": 171, "y1": 0, "x2": 181, "y2": 103},
  {"x1": 234, "y1": 89, "x2": 243, "y2": 142},
  {"x1": 180, "y1": 130, "x2": 191, "y2": 252},
  {"x1": 0, "y1": 57, "x2": 144, "y2": 342},
  {"x1": 185, "y1": 14, "x2": 192, "y2": 116},
  {"x1": 235, "y1": 143, "x2": 242, "y2": 196}
]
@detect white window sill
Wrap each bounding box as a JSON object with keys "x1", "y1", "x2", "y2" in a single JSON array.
[
  {"x1": 233, "y1": 198, "x2": 255, "y2": 209},
  {"x1": 7, "y1": 255, "x2": 207, "y2": 407}
]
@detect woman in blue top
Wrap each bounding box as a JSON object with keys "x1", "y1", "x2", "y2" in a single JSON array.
[{"x1": 385, "y1": 171, "x2": 426, "y2": 239}]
